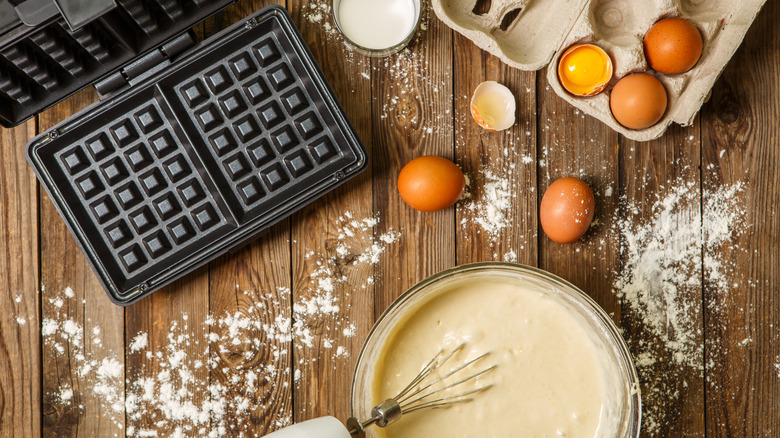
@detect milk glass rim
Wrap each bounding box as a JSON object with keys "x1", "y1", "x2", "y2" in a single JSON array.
[{"x1": 330, "y1": 0, "x2": 422, "y2": 57}]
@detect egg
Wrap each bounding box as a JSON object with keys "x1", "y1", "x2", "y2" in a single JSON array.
[
  {"x1": 644, "y1": 17, "x2": 703, "y2": 75},
  {"x1": 398, "y1": 156, "x2": 465, "y2": 212},
  {"x1": 540, "y1": 177, "x2": 595, "y2": 244},
  {"x1": 609, "y1": 73, "x2": 668, "y2": 130},
  {"x1": 557, "y1": 44, "x2": 613, "y2": 96}
]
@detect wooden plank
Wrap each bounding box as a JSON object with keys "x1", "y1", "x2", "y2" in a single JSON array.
[
  {"x1": 39, "y1": 88, "x2": 126, "y2": 437},
  {"x1": 288, "y1": 0, "x2": 375, "y2": 424},
  {"x1": 453, "y1": 34, "x2": 537, "y2": 266},
  {"x1": 118, "y1": 15, "x2": 213, "y2": 436},
  {"x1": 620, "y1": 125, "x2": 704, "y2": 437},
  {"x1": 123, "y1": 271, "x2": 210, "y2": 436},
  {"x1": 702, "y1": 2, "x2": 780, "y2": 436},
  {"x1": 0, "y1": 119, "x2": 40, "y2": 437},
  {"x1": 201, "y1": 2, "x2": 294, "y2": 436},
  {"x1": 371, "y1": 6, "x2": 456, "y2": 316},
  {"x1": 536, "y1": 72, "x2": 620, "y2": 303},
  {"x1": 533, "y1": 64, "x2": 623, "y2": 422}
]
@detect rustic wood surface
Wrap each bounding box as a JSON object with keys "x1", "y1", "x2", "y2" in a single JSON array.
[{"x1": 0, "y1": 0, "x2": 778, "y2": 436}]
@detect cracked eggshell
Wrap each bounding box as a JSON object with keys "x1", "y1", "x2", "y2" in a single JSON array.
[{"x1": 470, "y1": 81, "x2": 516, "y2": 131}]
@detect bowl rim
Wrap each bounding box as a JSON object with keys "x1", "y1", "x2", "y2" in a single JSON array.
[{"x1": 349, "y1": 261, "x2": 642, "y2": 437}]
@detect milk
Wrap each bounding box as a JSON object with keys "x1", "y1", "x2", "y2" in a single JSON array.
[{"x1": 336, "y1": 0, "x2": 417, "y2": 50}]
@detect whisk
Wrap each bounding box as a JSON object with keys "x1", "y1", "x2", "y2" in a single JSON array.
[{"x1": 264, "y1": 343, "x2": 496, "y2": 438}]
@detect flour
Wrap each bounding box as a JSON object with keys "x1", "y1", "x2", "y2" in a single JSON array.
[
  {"x1": 613, "y1": 178, "x2": 746, "y2": 435},
  {"x1": 130, "y1": 332, "x2": 148, "y2": 352},
  {"x1": 503, "y1": 249, "x2": 517, "y2": 263},
  {"x1": 37, "y1": 212, "x2": 400, "y2": 437},
  {"x1": 462, "y1": 169, "x2": 513, "y2": 240}
]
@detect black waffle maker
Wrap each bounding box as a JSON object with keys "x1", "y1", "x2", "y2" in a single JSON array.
[{"x1": 5, "y1": 0, "x2": 368, "y2": 305}]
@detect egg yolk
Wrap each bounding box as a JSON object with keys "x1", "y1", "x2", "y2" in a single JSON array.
[{"x1": 558, "y1": 45, "x2": 613, "y2": 96}]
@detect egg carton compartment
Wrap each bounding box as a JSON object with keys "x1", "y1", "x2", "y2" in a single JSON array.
[
  {"x1": 27, "y1": 6, "x2": 367, "y2": 305},
  {"x1": 0, "y1": 0, "x2": 234, "y2": 128},
  {"x1": 433, "y1": 0, "x2": 767, "y2": 141},
  {"x1": 432, "y1": 0, "x2": 590, "y2": 70}
]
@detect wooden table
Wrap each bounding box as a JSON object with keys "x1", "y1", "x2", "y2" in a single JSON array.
[{"x1": 1, "y1": 1, "x2": 778, "y2": 436}]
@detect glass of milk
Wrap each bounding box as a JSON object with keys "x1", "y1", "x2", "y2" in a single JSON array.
[{"x1": 332, "y1": 0, "x2": 421, "y2": 57}]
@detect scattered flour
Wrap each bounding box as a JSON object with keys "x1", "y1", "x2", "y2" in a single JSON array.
[
  {"x1": 613, "y1": 178, "x2": 746, "y2": 435},
  {"x1": 130, "y1": 333, "x2": 148, "y2": 352},
  {"x1": 503, "y1": 250, "x2": 517, "y2": 263},
  {"x1": 462, "y1": 169, "x2": 513, "y2": 240},
  {"x1": 38, "y1": 213, "x2": 401, "y2": 437}
]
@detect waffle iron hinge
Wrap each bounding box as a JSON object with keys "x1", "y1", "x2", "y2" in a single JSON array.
[{"x1": 94, "y1": 30, "x2": 199, "y2": 100}]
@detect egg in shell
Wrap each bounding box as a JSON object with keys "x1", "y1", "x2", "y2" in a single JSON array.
[
  {"x1": 609, "y1": 73, "x2": 668, "y2": 130},
  {"x1": 470, "y1": 81, "x2": 516, "y2": 131},
  {"x1": 398, "y1": 156, "x2": 465, "y2": 212},
  {"x1": 540, "y1": 177, "x2": 595, "y2": 244},
  {"x1": 644, "y1": 17, "x2": 703, "y2": 75}
]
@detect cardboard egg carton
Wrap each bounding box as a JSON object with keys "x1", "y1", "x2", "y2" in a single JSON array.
[{"x1": 432, "y1": 0, "x2": 767, "y2": 141}]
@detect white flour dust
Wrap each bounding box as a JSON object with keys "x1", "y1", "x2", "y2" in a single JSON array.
[
  {"x1": 33, "y1": 213, "x2": 401, "y2": 437},
  {"x1": 613, "y1": 178, "x2": 747, "y2": 434},
  {"x1": 464, "y1": 169, "x2": 515, "y2": 239}
]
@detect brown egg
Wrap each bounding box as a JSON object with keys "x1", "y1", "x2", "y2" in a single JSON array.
[
  {"x1": 540, "y1": 177, "x2": 595, "y2": 244},
  {"x1": 609, "y1": 73, "x2": 668, "y2": 130},
  {"x1": 398, "y1": 156, "x2": 465, "y2": 212},
  {"x1": 644, "y1": 17, "x2": 703, "y2": 75}
]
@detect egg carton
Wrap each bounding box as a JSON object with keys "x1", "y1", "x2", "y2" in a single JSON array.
[{"x1": 432, "y1": 0, "x2": 767, "y2": 141}]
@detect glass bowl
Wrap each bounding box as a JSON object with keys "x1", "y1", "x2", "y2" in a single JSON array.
[{"x1": 350, "y1": 262, "x2": 641, "y2": 437}]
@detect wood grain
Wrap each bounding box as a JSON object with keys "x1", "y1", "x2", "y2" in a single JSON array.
[
  {"x1": 0, "y1": 0, "x2": 778, "y2": 436},
  {"x1": 289, "y1": 0, "x2": 375, "y2": 424},
  {"x1": 536, "y1": 68, "x2": 620, "y2": 306},
  {"x1": 123, "y1": 272, "x2": 210, "y2": 435},
  {"x1": 702, "y1": 2, "x2": 780, "y2": 436},
  {"x1": 620, "y1": 125, "x2": 704, "y2": 437},
  {"x1": 453, "y1": 34, "x2": 537, "y2": 266},
  {"x1": 39, "y1": 88, "x2": 126, "y2": 437},
  {"x1": 0, "y1": 119, "x2": 40, "y2": 437},
  {"x1": 371, "y1": 5, "x2": 455, "y2": 317},
  {"x1": 204, "y1": 2, "x2": 294, "y2": 436}
]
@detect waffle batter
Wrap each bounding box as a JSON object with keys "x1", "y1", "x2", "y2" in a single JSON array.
[{"x1": 372, "y1": 279, "x2": 623, "y2": 438}]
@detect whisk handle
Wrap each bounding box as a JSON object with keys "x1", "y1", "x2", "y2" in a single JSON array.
[{"x1": 262, "y1": 416, "x2": 351, "y2": 438}]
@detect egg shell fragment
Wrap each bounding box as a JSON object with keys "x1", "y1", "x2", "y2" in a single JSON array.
[{"x1": 470, "y1": 81, "x2": 516, "y2": 132}]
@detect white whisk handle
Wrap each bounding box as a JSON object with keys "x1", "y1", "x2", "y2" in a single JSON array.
[{"x1": 262, "y1": 416, "x2": 352, "y2": 438}]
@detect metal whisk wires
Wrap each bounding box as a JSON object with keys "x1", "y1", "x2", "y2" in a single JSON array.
[{"x1": 347, "y1": 343, "x2": 496, "y2": 437}]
